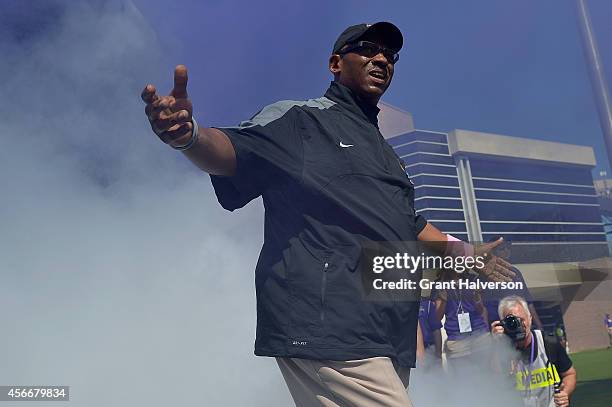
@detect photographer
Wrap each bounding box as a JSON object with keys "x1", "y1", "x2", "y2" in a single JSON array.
[{"x1": 492, "y1": 296, "x2": 576, "y2": 407}]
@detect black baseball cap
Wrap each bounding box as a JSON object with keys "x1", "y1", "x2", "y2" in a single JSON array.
[{"x1": 332, "y1": 21, "x2": 403, "y2": 54}]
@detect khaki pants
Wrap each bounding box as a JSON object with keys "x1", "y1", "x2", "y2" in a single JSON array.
[
  {"x1": 444, "y1": 331, "x2": 492, "y2": 375},
  {"x1": 276, "y1": 357, "x2": 413, "y2": 407},
  {"x1": 444, "y1": 330, "x2": 491, "y2": 359}
]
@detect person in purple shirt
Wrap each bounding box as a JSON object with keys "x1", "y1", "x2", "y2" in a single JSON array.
[
  {"x1": 433, "y1": 270, "x2": 491, "y2": 373},
  {"x1": 416, "y1": 298, "x2": 442, "y2": 370},
  {"x1": 605, "y1": 313, "x2": 612, "y2": 347}
]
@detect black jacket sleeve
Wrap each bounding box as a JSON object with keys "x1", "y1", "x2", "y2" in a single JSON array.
[
  {"x1": 415, "y1": 215, "x2": 427, "y2": 235},
  {"x1": 209, "y1": 103, "x2": 302, "y2": 211}
]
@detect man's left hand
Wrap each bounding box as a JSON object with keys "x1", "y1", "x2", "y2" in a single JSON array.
[
  {"x1": 553, "y1": 389, "x2": 569, "y2": 407},
  {"x1": 474, "y1": 238, "x2": 516, "y2": 282}
]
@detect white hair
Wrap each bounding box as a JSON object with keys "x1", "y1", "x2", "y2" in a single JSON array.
[{"x1": 498, "y1": 295, "x2": 531, "y2": 320}]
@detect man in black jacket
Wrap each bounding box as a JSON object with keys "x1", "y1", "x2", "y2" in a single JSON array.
[{"x1": 141, "y1": 21, "x2": 513, "y2": 406}]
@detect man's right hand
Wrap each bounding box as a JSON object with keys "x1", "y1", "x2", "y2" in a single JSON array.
[
  {"x1": 141, "y1": 65, "x2": 194, "y2": 147},
  {"x1": 491, "y1": 320, "x2": 504, "y2": 336}
]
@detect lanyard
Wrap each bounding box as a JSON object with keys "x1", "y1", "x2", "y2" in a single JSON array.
[
  {"x1": 521, "y1": 335, "x2": 536, "y2": 397},
  {"x1": 451, "y1": 287, "x2": 464, "y2": 315}
]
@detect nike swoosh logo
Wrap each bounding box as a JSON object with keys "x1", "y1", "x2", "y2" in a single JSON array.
[{"x1": 339, "y1": 142, "x2": 354, "y2": 148}]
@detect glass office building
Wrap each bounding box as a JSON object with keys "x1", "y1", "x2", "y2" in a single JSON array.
[
  {"x1": 385, "y1": 127, "x2": 608, "y2": 263},
  {"x1": 387, "y1": 129, "x2": 468, "y2": 240}
]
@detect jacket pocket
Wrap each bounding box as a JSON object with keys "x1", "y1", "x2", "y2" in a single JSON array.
[
  {"x1": 317, "y1": 246, "x2": 362, "y2": 324},
  {"x1": 320, "y1": 258, "x2": 330, "y2": 322},
  {"x1": 286, "y1": 244, "x2": 361, "y2": 343}
]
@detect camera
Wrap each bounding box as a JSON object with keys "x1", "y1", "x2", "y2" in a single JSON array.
[{"x1": 498, "y1": 314, "x2": 527, "y2": 341}]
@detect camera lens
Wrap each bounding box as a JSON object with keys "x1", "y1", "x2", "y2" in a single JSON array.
[{"x1": 506, "y1": 317, "x2": 519, "y2": 330}]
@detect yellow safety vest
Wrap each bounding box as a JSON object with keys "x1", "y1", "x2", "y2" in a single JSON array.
[
  {"x1": 515, "y1": 364, "x2": 560, "y2": 391},
  {"x1": 514, "y1": 330, "x2": 559, "y2": 407}
]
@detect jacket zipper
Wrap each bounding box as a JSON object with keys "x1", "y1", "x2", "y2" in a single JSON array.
[{"x1": 320, "y1": 261, "x2": 329, "y2": 322}]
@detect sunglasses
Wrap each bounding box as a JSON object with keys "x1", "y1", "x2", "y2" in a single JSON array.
[{"x1": 338, "y1": 41, "x2": 400, "y2": 64}]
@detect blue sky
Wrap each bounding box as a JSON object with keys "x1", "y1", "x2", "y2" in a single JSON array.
[{"x1": 133, "y1": 0, "x2": 612, "y2": 175}]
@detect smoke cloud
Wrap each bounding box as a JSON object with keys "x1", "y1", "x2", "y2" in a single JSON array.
[{"x1": 0, "y1": 1, "x2": 291, "y2": 405}]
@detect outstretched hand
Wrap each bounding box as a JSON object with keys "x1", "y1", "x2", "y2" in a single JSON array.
[
  {"x1": 474, "y1": 238, "x2": 516, "y2": 282},
  {"x1": 141, "y1": 65, "x2": 194, "y2": 147}
]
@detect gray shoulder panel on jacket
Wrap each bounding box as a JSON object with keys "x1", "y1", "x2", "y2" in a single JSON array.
[{"x1": 227, "y1": 97, "x2": 336, "y2": 129}]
